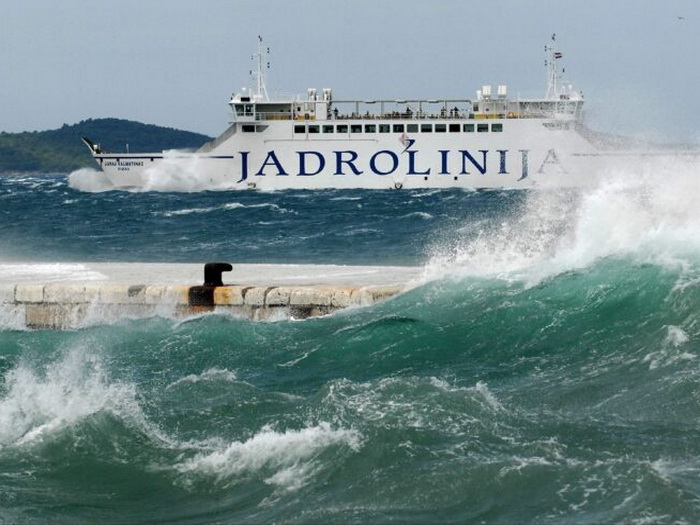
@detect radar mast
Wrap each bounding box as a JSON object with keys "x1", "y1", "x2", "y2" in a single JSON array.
[
  {"x1": 251, "y1": 36, "x2": 270, "y2": 101},
  {"x1": 545, "y1": 33, "x2": 564, "y2": 100}
]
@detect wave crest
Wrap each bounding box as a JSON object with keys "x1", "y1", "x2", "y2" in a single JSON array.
[
  {"x1": 0, "y1": 345, "x2": 152, "y2": 448},
  {"x1": 175, "y1": 423, "x2": 362, "y2": 492},
  {"x1": 425, "y1": 157, "x2": 700, "y2": 285}
]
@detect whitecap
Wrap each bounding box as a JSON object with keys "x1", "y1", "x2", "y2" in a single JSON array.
[
  {"x1": 0, "y1": 345, "x2": 160, "y2": 448},
  {"x1": 175, "y1": 422, "x2": 362, "y2": 491},
  {"x1": 643, "y1": 325, "x2": 695, "y2": 369},
  {"x1": 423, "y1": 155, "x2": 700, "y2": 286},
  {"x1": 222, "y1": 202, "x2": 294, "y2": 214},
  {"x1": 400, "y1": 211, "x2": 434, "y2": 220},
  {"x1": 166, "y1": 367, "x2": 238, "y2": 389}
]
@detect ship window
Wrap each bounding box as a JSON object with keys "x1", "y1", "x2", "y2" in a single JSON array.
[
  {"x1": 242, "y1": 124, "x2": 255, "y2": 132},
  {"x1": 407, "y1": 124, "x2": 418, "y2": 133},
  {"x1": 308, "y1": 125, "x2": 320, "y2": 134},
  {"x1": 449, "y1": 124, "x2": 460, "y2": 132},
  {"x1": 421, "y1": 124, "x2": 433, "y2": 133},
  {"x1": 322, "y1": 125, "x2": 334, "y2": 133},
  {"x1": 337, "y1": 124, "x2": 348, "y2": 133},
  {"x1": 492, "y1": 123, "x2": 503, "y2": 132},
  {"x1": 379, "y1": 124, "x2": 390, "y2": 133},
  {"x1": 294, "y1": 125, "x2": 306, "y2": 134},
  {"x1": 477, "y1": 123, "x2": 489, "y2": 133},
  {"x1": 435, "y1": 124, "x2": 446, "y2": 133},
  {"x1": 351, "y1": 124, "x2": 362, "y2": 133},
  {"x1": 393, "y1": 124, "x2": 405, "y2": 133},
  {"x1": 464, "y1": 123, "x2": 475, "y2": 132},
  {"x1": 365, "y1": 124, "x2": 376, "y2": 133},
  {"x1": 235, "y1": 105, "x2": 244, "y2": 116}
]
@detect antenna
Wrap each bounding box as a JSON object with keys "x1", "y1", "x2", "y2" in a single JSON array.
[
  {"x1": 545, "y1": 33, "x2": 563, "y2": 100},
  {"x1": 251, "y1": 36, "x2": 270, "y2": 101}
]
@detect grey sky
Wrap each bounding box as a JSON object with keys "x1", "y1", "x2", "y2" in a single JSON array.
[{"x1": 2, "y1": 0, "x2": 698, "y2": 143}]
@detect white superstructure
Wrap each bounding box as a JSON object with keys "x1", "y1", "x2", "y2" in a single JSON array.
[{"x1": 82, "y1": 36, "x2": 648, "y2": 190}]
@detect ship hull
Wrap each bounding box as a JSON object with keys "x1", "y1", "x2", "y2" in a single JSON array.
[
  {"x1": 90, "y1": 118, "x2": 623, "y2": 190},
  {"x1": 87, "y1": 38, "x2": 700, "y2": 191}
]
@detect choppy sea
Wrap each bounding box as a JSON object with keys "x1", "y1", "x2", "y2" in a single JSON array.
[{"x1": 2, "y1": 164, "x2": 700, "y2": 524}]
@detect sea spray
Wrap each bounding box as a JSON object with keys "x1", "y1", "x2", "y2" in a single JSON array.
[
  {"x1": 68, "y1": 167, "x2": 115, "y2": 193},
  {"x1": 423, "y1": 155, "x2": 700, "y2": 286},
  {"x1": 69, "y1": 152, "x2": 239, "y2": 193},
  {"x1": 0, "y1": 345, "x2": 151, "y2": 448},
  {"x1": 140, "y1": 151, "x2": 238, "y2": 192}
]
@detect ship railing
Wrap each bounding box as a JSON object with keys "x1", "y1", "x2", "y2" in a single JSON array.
[
  {"x1": 242, "y1": 104, "x2": 581, "y2": 122},
  {"x1": 329, "y1": 111, "x2": 529, "y2": 120},
  {"x1": 333, "y1": 111, "x2": 470, "y2": 120}
]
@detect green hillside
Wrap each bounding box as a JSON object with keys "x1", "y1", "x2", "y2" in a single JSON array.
[{"x1": 0, "y1": 119, "x2": 213, "y2": 173}]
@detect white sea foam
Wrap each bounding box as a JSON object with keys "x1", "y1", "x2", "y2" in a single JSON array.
[
  {"x1": 643, "y1": 325, "x2": 695, "y2": 370},
  {"x1": 222, "y1": 202, "x2": 293, "y2": 213},
  {"x1": 0, "y1": 345, "x2": 153, "y2": 448},
  {"x1": 138, "y1": 152, "x2": 237, "y2": 192},
  {"x1": 400, "y1": 211, "x2": 434, "y2": 220},
  {"x1": 156, "y1": 205, "x2": 222, "y2": 217},
  {"x1": 175, "y1": 423, "x2": 362, "y2": 491},
  {"x1": 0, "y1": 304, "x2": 26, "y2": 331},
  {"x1": 68, "y1": 152, "x2": 239, "y2": 193},
  {"x1": 321, "y1": 376, "x2": 505, "y2": 438},
  {"x1": 67, "y1": 168, "x2": 116, "y2": 192},
  {"x1": 428, "y1": 377, "x2": 505, "y2": 411},
  {"x1": 166, "y1": 367, "x2": 238, "y2": 389},
  {"x1": 425, "y1": 155, "x2": 700, "y2": 285},
  {"x1": 473, "y1": 380, "x2": 505, "y2": 411},
  {"x1": 148, "y1": 201, "x2": 293, "y2": 218}
]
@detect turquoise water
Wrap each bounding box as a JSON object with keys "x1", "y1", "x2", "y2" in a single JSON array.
[{"x1": 2, "y1": 170, "x2": 700, "y2": 523}]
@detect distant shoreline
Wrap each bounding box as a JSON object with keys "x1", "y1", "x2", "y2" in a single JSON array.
[{"x1": 0, "y1": 118, "x2": 211, "y2": 173}]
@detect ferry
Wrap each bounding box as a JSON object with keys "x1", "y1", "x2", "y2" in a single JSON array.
[{"x1": 81, "y1": 36, "x2": 660, "y2": 190}]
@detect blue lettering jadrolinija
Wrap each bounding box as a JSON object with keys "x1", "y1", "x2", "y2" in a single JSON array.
[
  {"x1": 369, "y1": 150, "x2": 400, "y2": 176},
  {"x1": 236, "y1": 147, "x2": 532, "y2": 182},
  {"x1": 297, "y1": 151, "x2": 325, "y2": 176}
]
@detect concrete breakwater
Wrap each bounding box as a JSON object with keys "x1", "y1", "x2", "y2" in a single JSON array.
[{"x1": 0, "y1": 263, "x2": 421, "y2": 329}]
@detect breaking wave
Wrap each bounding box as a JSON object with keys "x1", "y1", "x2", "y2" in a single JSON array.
[
  {"x1": 174, "y1": 423, "x2": 362, "y2": 493},
  {"x1": 424, "y1": 157, "x2": 700, "y2": 285}
]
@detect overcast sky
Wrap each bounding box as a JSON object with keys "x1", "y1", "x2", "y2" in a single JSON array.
[{"x1": 2, "y1": 0, "x2": 699, "y2": 143}]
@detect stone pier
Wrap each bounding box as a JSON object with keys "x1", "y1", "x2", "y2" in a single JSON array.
[{"x1": 0, "y1": 263, "x2": 422, "y2": 329}]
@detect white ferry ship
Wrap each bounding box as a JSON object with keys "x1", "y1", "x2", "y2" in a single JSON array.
[{"x1": 82, "y1": 36, "x2": 656, "y2": 190}]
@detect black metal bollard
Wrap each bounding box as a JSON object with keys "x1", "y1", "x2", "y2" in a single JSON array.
[
  {"x1": 189, "y1": 262, "x2": 232, "y2": 307},
  {"x1": 204, "y1": 262, "x2": 233, "y2": 287}
]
